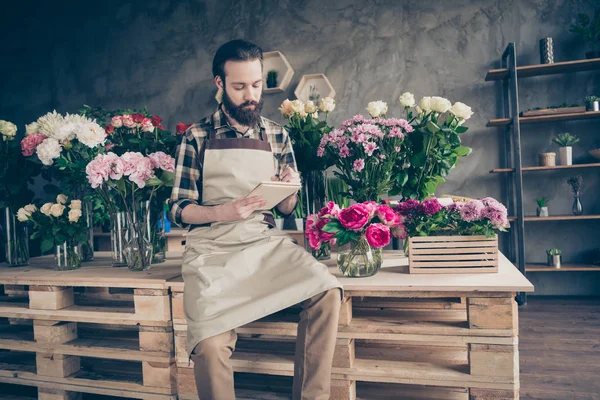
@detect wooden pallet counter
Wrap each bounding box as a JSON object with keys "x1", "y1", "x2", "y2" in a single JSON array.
[
  {"x1": 0, "y1": 252, "x2": 182, "y2": 400},
  {"x1": 169, "y1": 251, "x2": 533, "y2": 400}
]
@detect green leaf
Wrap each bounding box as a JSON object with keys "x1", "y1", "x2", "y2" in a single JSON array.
[
  {"x1": 41, "y1": 238, "x2": 54, "y2": 253},
  {"x1": 160, "y1": 171, "x2": 175, "y2": 187},
  {"x1": 426, "y1": 121, "x2": 440, "y2": 134},
  {"x1": 322, "y1": 220, "x2": 343, "y2": 234},
  {"x1": 425, "y1": 180, "x2": 438, "y2": 194},
  {"x1": 455, "y1": 126, "x2": 468, "y2": 134},
  {"x1": 455, "y1": 146, "x2": 472, "y2": 157}
]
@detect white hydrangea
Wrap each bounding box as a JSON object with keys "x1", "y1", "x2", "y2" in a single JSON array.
[
  {"x1": 36, "y1": 110, "x2": 65, "y2": 138},
  {"x1": 36, "y1": 138, "x2": 62, "y2": 166},
  {"x1": 77, "y1": 122, "x2": 106, "y2": 148}
]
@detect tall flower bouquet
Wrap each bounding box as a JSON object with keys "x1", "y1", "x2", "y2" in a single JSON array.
[
  {"x1": 318, "y1": 101, "x2": 413, "y2": 203},
  {"x1": 17, "y1": 195, "x2": 88, "y2": 270},
  {"x1": 279, "y1": 97, "x2": 336, "y2": 216},
  {"x1": 306, "y1": 201, "x2": 405, "y2": 277},
  {"x1": 86, "y1": 151, "x2": 175, "y2": 271},
  {"x1": 391, "y1": 93, "x2": 474, "y2": 200}
]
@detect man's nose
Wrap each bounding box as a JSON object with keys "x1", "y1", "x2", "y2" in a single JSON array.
[{"x1": 244, "y1": 88, "x2": 258, "y2": 103}]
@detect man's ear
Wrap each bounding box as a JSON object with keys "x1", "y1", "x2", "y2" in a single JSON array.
[{"x1": 214, "y1": 76, "x2": 224, "y2": 91}]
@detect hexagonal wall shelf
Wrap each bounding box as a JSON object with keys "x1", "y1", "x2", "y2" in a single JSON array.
[
  {"x1": 263, "y1": 51, "x2": 294, "y2": 93},
  {"x1": 294, "y1": 73, "x2": 336, "y2": 102}
]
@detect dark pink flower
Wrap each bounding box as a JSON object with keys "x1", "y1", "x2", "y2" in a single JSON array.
[
  {"x1": 376, "y1": 205, "x2": 401, "y2": 227},
  {"x1": 395, "y1": 199, "x2": 419, "y2": 215},
  {"x1": 365, "y1": 223, "x2": 391, "y2": 248},
  {"x1": 20, "y1": 133, "x2": 47, "y2": 157},
  {"x1": 318, "y1": 201, "x2": 341, "y2": 218},
  {"x1": 417, "y1": 198, "x2": 443, "y2": 215},
  {"x1": 338, "y1": 203, "x2": 371, "y2": 231}
]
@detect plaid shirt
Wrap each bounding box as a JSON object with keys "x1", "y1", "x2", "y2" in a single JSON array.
[{"x1": 168, "y1": 107, "x2": 298, "y2": 228}]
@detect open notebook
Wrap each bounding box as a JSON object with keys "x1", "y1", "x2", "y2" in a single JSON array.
[{"x1": 246, "y1": 181, "x2": 301, "y2": 210}]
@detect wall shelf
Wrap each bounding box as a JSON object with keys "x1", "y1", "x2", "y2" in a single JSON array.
[
  {"x1": 526, "y1": 263, "x2": 600, "y2": 272},
  {"x1": 490, "y1": 163, "x2": 600, "y2": 173},
  {"x1": 262, "y1": 51, "x2": 294, "y2": 93},
  {"x1": 294, "y1": 73, "x2": 335, "y2": 102},
  {"x1": 507, "y1": 215, "x2": 600, "y2": 222},
  {"x1": 487, "y1": 111, "x2": 600, "y2": 127},
  {"x1": 485, "y1": 57, "x2": 600, "y2": 81}
]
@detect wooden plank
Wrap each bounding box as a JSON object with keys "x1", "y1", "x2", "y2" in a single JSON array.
[
  {"x1": 333, "y1": 338, "x2": 355, "y2": 368},
  {"x1": 410, "y1": 236, "x2": 497, "y2": 243},
  {"x1": 469, "y1": 344, "x2": 519, "y2": 378},
  {"x1": 140, "y1": 326, "x2": 174, "y2": 354},
  {"x1": 520, "y1": 106, "x2": 586, "y2": 116},
  {"x1": 29, "y1": 287, "x2": 74, "y2": 310},
  {"x1": 331, "y1": 378, "x2": 356, "y2": 400},
  {"x1": 134, "y1": 291, "x2": 171, "y2": 321},
  {"x1": 38, "y1": 388, "x2": 82, "y2": 400},
  {"x1": 526, "y1": 263, "x2": 600, "y2": 272},
  {"x1": 339, "y1": 296, "x2": 352, "y2": 326},
  {"x1": 412, "y1": 254, "x2": 499, "y2": 261},
  {"x1": 170, "y1": 292, "x2": 185, "y2": 324},
  {"x1": 469, "y1": 388, "x2": 519, "y2": 399},
  {"x1": 142, "y1": 361, "x2": 177, "y2": 390},
  {"x1": 490, "y1": 163, "x2": 600, "y2": 173},
  {"x1": 485, "y1": 57, "x2": 600, "y2": 81},
  {"x1": 36, "y1": 353, "x2": 80, "y2": 378},
  {"x1": 33, "y1": 321, "x2": 77, "y2": 344},
  {"x1": 468, "y1": 298, "x2": 518, "y2": 332}
]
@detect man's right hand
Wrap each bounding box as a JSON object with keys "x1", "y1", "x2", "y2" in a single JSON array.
[{"x1": 217, "y1": 196, "x2": 267, "y2": 222}]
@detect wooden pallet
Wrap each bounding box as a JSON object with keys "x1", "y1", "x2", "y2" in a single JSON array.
[
  {"x1": 0, "y1": 253, "x2": 182, "y2": 400},
  {"x1": 408, "y1": 236, "x2": 499, "y2": 274},
  {"x1": 170, "y1": 274, "x2": 521, "y2": 400}
]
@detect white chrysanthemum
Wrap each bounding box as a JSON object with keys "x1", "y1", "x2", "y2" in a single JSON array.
[
  {"x1": 366, "y1": 101, "x2": 388, "y2": 118},
  {"x1": 36, "y1": 138, "x2": 62, "y2": 166},
  {"x1": 0, "y1": 120, "x2": 17, "y2": 137},
  {"x1": 77, "y1": 122, "x2": 106, "y2": 148},
  {"x1": 36, "y1": 110, "x2": 65, "y2": 138},
  {"x1": 399, "y1": 92, "x2": 415, "y2": 108},
  {"x1": 53, "y1": 122, "x2": 78, "y2": 141},
  {"x1": 430, "y1": 96, "x2": 452, "y2": 113},
  {"x1": 64, "y1": 113, "x2": 94, "y2": 125},
  {"x1": 419, "y1": 96, "x2": 432, "y2": 111},
  {"x1": 449, "y1": 102, "x2": 474, "y2": 121},
  {"x1": 25, "y1": 122, "x2": 39, "y2": 136}
]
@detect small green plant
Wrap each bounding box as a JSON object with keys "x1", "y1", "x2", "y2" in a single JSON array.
[
  {"x1": 327, "y1": 177, "x2": 351, "y2": 209},
  {"x1": 266, "y1": 70, "x2": 278, "y2": 89},
  {"x1": 535, "y1": 197, "x2": 548, "y2": 207},
  {"x1": 569, "y1": 10, "x2": 600, "y2": 51},
  {"x1": 584, "y1": 95, "x2": 599, "y2": 103},
  {"x1": 553, "y1": 132, "x2": 579, "y2": 147},
  {"x1": 546, "y1": 248, "x2": 562, "y2": 256},
  {"x1": 567, "y1": 175, "x2": 583, "y2": 195}
]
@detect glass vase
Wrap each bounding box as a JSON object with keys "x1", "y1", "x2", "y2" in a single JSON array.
[
  {"x1": 80, "y1": 201, "x2": 94, "y2": 262},
  {"x1": 55, "y1": 241, "x2": 81, "y2": 271},
  {"x1": 110, "y1": 211, "x2": 129, "y2": 268},
  {"x1": 337, "y1": 237, "x2": 383, "y2": 277},
  {"x1": 302, "y1": 170, "x2": 327, "y2": 217},
  {"x1": 572, "y1": 193, "x2": 583, "y2": 216},
  {"x1": 124, "y1": 221, "x2": 153, "y2": 272},
  {"x1": 1, "y1": 207, "x2": 29, "y2": 267},
  {"x1": 312, "y1": 242, "x2": 331, "y2": 261}
]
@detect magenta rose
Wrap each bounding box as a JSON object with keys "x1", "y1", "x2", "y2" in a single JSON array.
[
  {"x1": 376, "y1": 205, "x2": 401, "y2": 227},
  {"x1": 305, "y1": 215, "x2": 323, "y2": 250},
  {"x1": 365, "y1": 223, "x2": 391, "y2": 248},
  {"x1": 338, "y1": 203, "x2": 371, "y2": 231},
  {"x1": 316, "y1": 218, "x2": 336, "y2": 242},
  {"x1": 417, "y1": 198, "x2": 443, "y2": 215},
  {"x1": 362, "y1": 201, "x2": 379, "y2": 218},
  {"x1": 395, "y1": 199, "x2": 419, "y2": 215},
  {"x1": 318, "y1": 201, "x2": 341, "y2": 218}
]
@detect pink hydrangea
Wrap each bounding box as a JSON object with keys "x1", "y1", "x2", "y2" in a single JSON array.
[
  {"x1": 86, "y1": 153, "x2": 114, "y2": 188},
  {"x1": 417, "y1": 199, "x2": 443, "y2": 215},
  {"x1": 365, "y1": 223, "x2": 391, "y2": 248},
  {"x1": 395, "y1": 199, "x2": 419, "y2": 215},
  {"x1": 121, "y1": 152, "x2": 155, "y2": 188},
  {"x1": 460, "y1": 200, "x2": 485, "y2": 222},
  {"x1": 148, "y1": 151, "x2": 175, "y2": 172},
  {"x1": 376, "y1": 205, "x2": 401, "y2": 227},
  {"x1": 20, "y1": 133, "x2": 47, "y2": 157},
  {"x1": 338, "y1": 203, "x2": 371, "y2": 231},
  {"x1": 353, "y1": 159, "x2": 365, "y2": 172}
]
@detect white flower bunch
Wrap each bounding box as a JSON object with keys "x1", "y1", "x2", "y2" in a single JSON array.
[
  {"x1": 366, "y1": 101, "x2": 388, "y2": 118},
  {"x1": 0, "y1": 120, "x2": 17, "y2": 139},
  {"x1": 398, "y1": 92, "x2": 473, "y2": 122},
  {"x1": 279, "y1": 97, "x2": 336, "y2": 119}
]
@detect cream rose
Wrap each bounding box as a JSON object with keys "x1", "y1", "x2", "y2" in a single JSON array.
[
  {"x1": 69, "y1": 200, "x2": 82, "y2": 210},
  {"x1": 16, "y1": 207, "x2": 31, "y2": 222},
  {"x1": 419, "y1": 96, "x2": 432, "y2": 112},
  {"x1": 56, "y1": 194, "x2": 68, "y2": 204},
  {"x1": 430, "y1": 96, "x2": 452, "y2": 113},
  {"x1": 279, "y1": 99, "x2": 294, "y2": 118},
  {"x1": 40, "y1": 202, "x2": 53, "y2": 216},
  {"x1": 291, "y1": 100, "x2": 305, "y2": 114},
  {"x1": 449, "y1": 102, "x2": 474, "y2": 121},
  {"x1": 24, "y1": 204, "x2": 37, "y2": 214},
  {"x1": 49, "y1": 203, "x2": 66, "y2": 217},
  {"x1": 304, "y1": 100, "x2": 318, "y2": 114},
  {"x1": 366, "y1": 101, "x2": 388, "y2": 118},
  {"x1": 312, "y1": 112, "x2": 319, "y2": 119},
  {"x1": 399, "y1": 92, "x2": 415, "y2": 108},
  {"x1": 319, "y1": 97, "x2": 336, "y2": 113},
  {"x1": 68, "y1": 209, "x2": 82, "y2": 223},
  {"x1": 0, "y1": 120, "x2": 17, "y2": 137}
]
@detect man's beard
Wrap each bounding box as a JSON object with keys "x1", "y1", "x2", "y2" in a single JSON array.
[{"x1": 222, "y1": 88, "x2": 264, "y2": 127}]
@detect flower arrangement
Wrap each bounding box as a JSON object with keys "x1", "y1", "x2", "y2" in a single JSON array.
[
  {"x1": 1, "y1": 120, "x2": 38, "y2": 209},
  {"x1": 86, "y1": 151, "x2": 175, "y2": 270},
  {"x1": 391, "y1": 93, "x2": 474, "y2": 200},
  {"x1": 17, "y1": 195, "x2": 88, "y2": 270},
  {"x1": 317, "y1": 101, "x2": 413, "y2": 203},
  {"x1": 395, "y1": 197, "x2": 509, "y2": 240}
]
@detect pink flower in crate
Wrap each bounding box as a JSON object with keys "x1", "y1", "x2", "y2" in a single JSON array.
[
  {"x1": 376, "y1": 205, "x2": 401, "y2": 227},
  {"x1": 353, "y1": 159, "x2": 365, "y2": 172},
  {"x1": 394, "y1": 199, "x2": 419, "y2": 215},
  {"x1": 481, "y1": 200, "x2": 508, "y2": 227},
  {"x1": 446, "y1": 202, "x2": 465, "y2": 212},
  {"x1": 460, "y1": 200, "x2": 485, "y2": 222},
  {"x1": 338, "y1": 203, "x2": 371, "y2": 231},
  {"x1": 20, "y1": 133, "x2": 47, "y2": 156},
  {"x1": 366, "y1": 223, "x2": 391, "y2": 248},
  {"x1": 148, "y1": 151, "x2": 175, "y2": 172},
  {"x1": 417, "y1": 198, "x2": 443, "y2": 216}
]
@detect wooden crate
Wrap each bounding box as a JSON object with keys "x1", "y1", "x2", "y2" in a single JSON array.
[
  {"x1": 408, "y1": 236, "x2": 499, "y2": 274},
  {"x1": 0, "y1": 253, "x2": 182, "y2": 400}
]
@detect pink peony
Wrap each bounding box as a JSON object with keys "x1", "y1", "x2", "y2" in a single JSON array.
[
  {"x1": 148, "y1": 151, "x2": 175, "y2": 172},
  {"x1": 362, "y1": 201, "x2": 379, "y2": 218},
  {"x1": 460, "y1": 200, "x2": 485, "y2": 222},
  {"x1": 305, "y1": 214, "x2": 323, "y2": 250},
  {"x1": 338, "y1": 203, "x2": 371, "y2": 231},
  {"x1": 316, "y1": 218, "x2": 336, "y2": 242},
  {"x1": 365, "y1": 223, "x2": 391, "y2": 248},
  {"x1": 318, "y1": 201, "x2": 341, "y2": 218},
  {"x1": 417, "y1": 199, "x2": 443, "y2": 215},
  {"x1": 20, "y1": 133, "x2": 47, "y2": 157},
  {"x1": 376, "y1": 205, "x2": 401, "y2": 227},
  {"x1": 353, "y1": 159, "x2": 365, "y2": 172},
  {"x1": 122, "y1": 115, "x2": 136, "y2": 129},
  {"x1": 395, "y1": 199, "x2": 419, "y2": 215},
  {"x1": 391, "y1": 222, "x2": 408, "y2": 240}
]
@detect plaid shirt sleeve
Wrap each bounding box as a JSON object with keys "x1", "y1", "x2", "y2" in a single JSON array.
[
  {"x1": 277, "y1": 126, "x2": 298, "y2": 173},
  {"x1": 168, "y1": 129, "x2": 203, "y2": 228}
]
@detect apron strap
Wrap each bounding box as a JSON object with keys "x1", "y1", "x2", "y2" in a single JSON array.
[{"x1": 259, "y1": 128, "x2": 267, "y2": 142}]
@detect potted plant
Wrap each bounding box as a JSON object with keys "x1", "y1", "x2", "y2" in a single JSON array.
[
  {"x1": 546, "y1": 248, "x2": 562, "y2": 268},
  {"x1": 552, "y1": 132, "x2": 579, "y2": 166},
  {"x1": 536, "y1": 197, "x2": 549, "y2": 217},
  {"x1": 266, "y1": 70, "x2": 278, "y2": 89},
  {"x1": 569, "y1": 10, "x2": 600, "y2": 59},
  {"x1": 584, "y1": 95, "x2": 600, "y2": 111}
]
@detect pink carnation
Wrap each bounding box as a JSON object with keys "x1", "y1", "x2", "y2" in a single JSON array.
[
  {"x1": 460, "y1": 200, "x2": 485, "y2": 222},
  {"x1": 376, "y1": 205, "x2": 401, "y2": 227},
  {"x1": 353, "y1": 159, "x2": 365, "y2": 172},
  {"x1": 148, "y1": 151, "x2": 175, "y2": 172},
  {"x1": 338, "y1": 203, "x2": 371, "y2": 231},
  {"x1": 365, "y1": 223, "x2": 391, "y2": 248},
  {"x1": 339, "y1": 146, "x2": 351, "y2": 158},
  {"x1": 20, "y1": 134, "x2": 47, "y2": 157},
  {"x1": 417, "y1": 199, "x2": 443, "y2": 216}
]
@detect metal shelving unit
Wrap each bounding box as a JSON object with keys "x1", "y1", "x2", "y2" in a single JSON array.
[{"x1": 486, "y1": 43, "x2": 600, "y2": 305}]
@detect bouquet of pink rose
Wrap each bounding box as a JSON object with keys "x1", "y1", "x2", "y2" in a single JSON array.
[{"x1": 395, "y1": 197, "x2": 509, "y2": 239}]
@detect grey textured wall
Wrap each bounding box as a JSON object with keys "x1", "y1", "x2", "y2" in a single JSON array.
[{"x1": 1, "y1": 0, "x2": 599, "y2": 294}]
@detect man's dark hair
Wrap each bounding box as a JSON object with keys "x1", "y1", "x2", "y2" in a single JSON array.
[{"x1": 212, "y1": 40, "x2": 263, "y2": 80}]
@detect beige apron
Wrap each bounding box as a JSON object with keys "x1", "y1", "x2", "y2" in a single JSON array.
[{"x1": 182, "y1": 126, "x2": 342, "y2": 358}]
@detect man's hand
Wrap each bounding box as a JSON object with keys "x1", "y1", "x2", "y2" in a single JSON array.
[
  {"x1": 271, "y1": 165, "x2": 301, "y2": 184},
  {"x1": 217, "y1": 196, "x2": 267, "y2": 222}
]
